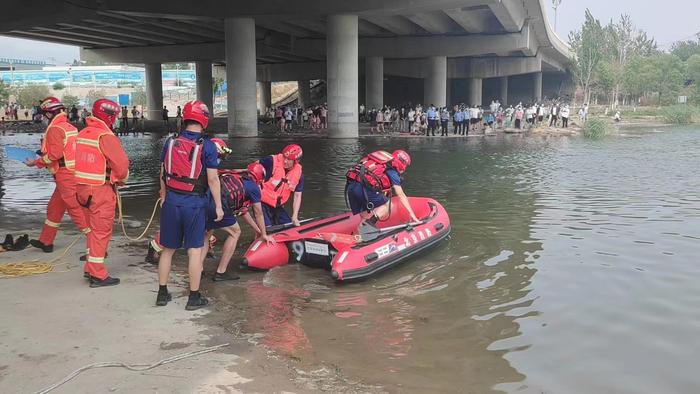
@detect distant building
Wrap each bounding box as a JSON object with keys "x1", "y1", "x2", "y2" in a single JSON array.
[{"x1": 0, "y1": 65, "x2": 195, "y2": 87}]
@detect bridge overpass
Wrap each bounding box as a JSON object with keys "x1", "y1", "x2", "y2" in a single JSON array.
[{"x1": 0, "y1": 0, "x2": 571, "y2": 137}]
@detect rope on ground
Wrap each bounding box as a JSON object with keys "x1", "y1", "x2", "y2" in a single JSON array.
[
  {"x1": 116, "y1": 190, "x2": 161, "y2": 241},
  {"x1": 0, "y1": 234, "x2": 82, "y2": 278},
  {"x1": 34, "y1": 343, "x2": 230, "y2": 394}
]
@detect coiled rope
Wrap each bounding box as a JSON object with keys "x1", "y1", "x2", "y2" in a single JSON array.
[
  {"x1": 0, "y1": 192, "x2": 160, "y2": 278},
  {"x1": 34, "y1": 343, "x2": 230, "y2": 394}
]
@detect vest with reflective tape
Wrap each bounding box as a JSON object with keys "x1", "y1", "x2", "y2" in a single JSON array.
[
  {"x1": 40, "y1": 113, "x2": 78, "y2": 174},
  {"x1": 219, "y1": 171, "x2": 251, "y2": 216},
  {"x1": 162, "y1": 135, "x2": 207, "y2": 195},
  {"x1": 74, "y1": 117, "x2": 111, "y2": 185},
  {"x1": 346, "y1": 150, "x2": 394, "y2": 192},
  {"x1": 260, "y1": 154, "x2": 302, "y2": 207}
]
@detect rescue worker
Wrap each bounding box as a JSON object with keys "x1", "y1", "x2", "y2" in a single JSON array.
[
  {"x1": 200, "y1": 161, "x2": 274, "y2": 281},
  {"x1": 75, "y1": 98, "x2": 130, "y2": 287},
  {"x1": 25, "y1": 97, "x2": 90, "y2": 252},
  {"x1": 345, "y1": 149, "x2": 420, "y2": 227},
  {"x1": 258, "y1": 144, "x2": 304, "y2": 227},
  {"x1": 156, "y1": 100, "x2": 223, "y2": 311}
]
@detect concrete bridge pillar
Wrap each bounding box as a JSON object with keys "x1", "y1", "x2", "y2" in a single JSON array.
[
  {"x1": 258, "y1": 81, "x2": 271, "y2": 113},
  {"x1": 365, "y1": 56, "x2": 383, "y2": 111},
  {"x1": 144, "y1": 63, "x2": 163, "y2": 121},
  {"x1": 195, "y1": 61, "x2": 213, "y2": 113},
  {"x1": 326, "y1": 14, "x2": 359, "y2": 138},
  {"x1": 225, "y1": 17, "x2": 258, "y2": 137},
  {"x1": 533, "y1": 72, "x2": 543, "y2": 103},
  {"x1": 424, "y1": 56, "x2": 447, "y2": 108},
  {"x1": 469, "y1": 77, "x2": 482, "y2": 106},
  {"x1": 298, "y1": 80, "x2": 311, "y2": 108},
  {"x1": 500, "y1": 76, "x2": 509, "y2": 106}
]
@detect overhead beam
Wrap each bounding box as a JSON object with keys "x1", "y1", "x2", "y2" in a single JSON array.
[
  {"x1": 255, "y1": 20, "x2": 317, "y2": 38},
  {"x1": 404, "y1": 12, "x2": 459, "y2": 34},
  {"x1": 9, "y1": 30, "x2": 117, "y2": 47},
  {"x1": 87, "y1": 15, "x2": 204, "y2": 43},
  {"x1": 146, "y1": 21, "x2": 222, "y2": 41},
  {"x1": 32, "y1": 26, "x2": 148, "y2": 46},
  {"x1": 444, "y1": 7, "x2": 492, "y2": 33},
  {"x1": 358, "y1": 19, "x2": 389, "y2": 36},
  {"x1": 285, "y1": 19, "x2": 326, "y2": 35},
  {"x1": 488, "y1": 0, "x2": 526, "y2": 32},
  {"x1": 56, "y1": 22, "x2": 174, "y2": 45}
]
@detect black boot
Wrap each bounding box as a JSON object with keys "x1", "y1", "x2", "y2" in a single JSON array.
[
  {"x1": 145, "y1": 244, "x2": 158, "y2": 264},
  {"x1": 89, "y1": 276, "x2": 120, "y2": 288},
  {"x1": 156, "y1": 286, "x2": 172, "y2": 306},
  {"x1": 30, "y1": 239, "x2": 54, "y2": 253},
  {"x1": 11, "y1": 234, "x2": 29, "y2": 251},
  {"x1": 185, "y1": 291, "x2": 209, "y2": 311},
  {"x1": 1, "y1": 234, "x2": 14, "y2": 250},
  {"x1": 213, "y1": 271, "x2": 240, "y2": 282}
]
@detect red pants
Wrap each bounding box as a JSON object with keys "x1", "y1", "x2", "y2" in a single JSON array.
[
  {"x1": 77, "y1": 184, "x2": 116, "y2": 280},
  {"x1": 38, "y1": 169, "x2": 90, "y2": 245}
]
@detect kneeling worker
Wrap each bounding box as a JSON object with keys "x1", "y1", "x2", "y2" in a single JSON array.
[
  {"x1": 345, "y1": 149, "x2": 420, "y2": 227},
  {"x1": 75, "y1": 99, "x2": 130, "y2": 287},
  {"x1": 200, "y1": 162, "x2": 275, "y2": 281},
  {"x1": 156, "y1": 100, "x2": 223, "y2": 311},
  {"x1": 258, "y1": 144, "x2": 304, "y2": 227}
]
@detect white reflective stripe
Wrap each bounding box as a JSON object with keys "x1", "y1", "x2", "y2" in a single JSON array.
[
  {"x1": 44, "y1": 219, "x2": 60, "y2": 228},
  {"x1": 76, "y1": 138, "x2": 100, "y2": 147},
  {"x1": 189, "y1": 144, "x2": 201, "y2": 179},
  {"x1": 75, "y1": 171, "x2": 106, "y2": 180},
  {"x1": 87, "y1": 256, "x2": 104, "y2": 264},
  {"x1": 166, "y1": 138, "x2": 174, "y2": 174},
  {"x1": 150, "y1": 239, "x2": 163, "y2": 253},
  {"x1": 81, "y1": 228, "x2": 91, "y2": 234}
]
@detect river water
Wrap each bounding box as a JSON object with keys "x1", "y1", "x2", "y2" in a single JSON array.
[{"x1": 1, "y1": 127, "x2": 699, "y2": 393}]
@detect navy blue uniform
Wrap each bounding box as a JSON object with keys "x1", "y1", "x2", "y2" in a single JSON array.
[
  {"x1": 159, "y1": 131, "x2": 218, "y2": 249},
  {"x1": 346, "y1": 168, "x2": 401, "y2": 214},
  {"x1": 206, "y1": 178, "x2": 261, "y2": 230}
]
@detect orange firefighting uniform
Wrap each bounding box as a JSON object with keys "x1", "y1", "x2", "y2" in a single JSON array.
[
  {"x1": 34, "y1": 113, "x2": 90, "y2": 245},
  {"x1": 74, "y1": 116, "x2": 130, "y2": 280}
]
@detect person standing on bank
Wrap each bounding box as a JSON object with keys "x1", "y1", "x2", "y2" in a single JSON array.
[
  {"x1": 26, "y1": 97, "x2": 90, "y2": 253},
  {"x1": 74, "y1": 99, "x2": 130, "y2": 287},
  {"x1": 258, "y1": 144, "x2": 304, "y2": 227},
  {"x1": 156, "y1": 100, "x2": 223, "y2": 310}
]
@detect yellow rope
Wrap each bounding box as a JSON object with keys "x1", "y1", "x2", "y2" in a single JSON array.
[
  {"x1": 0, "y1": 234, "x2": 82, "y2": 278},
  {"x1": 0, "y1": 192, "x2": 160, "y2": 278},
  {"x1": 116, "y1": 190, "x2": 161, "y2": 241}
]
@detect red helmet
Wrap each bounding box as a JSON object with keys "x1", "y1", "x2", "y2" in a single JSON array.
[
  {"x1": 282, "y1": 144, "x2": 303, "y2": 161},
  {"x1": 39, "y1": 97, "x2": 65, "y2": 114},
  {"x1": 210, "y1": 137, "x2": 231, "y2": 157},
  {"x1": 183, "y1": 100, "x2": 209, "y2": 129},
  {"x1": 92, "y1": 98, "x2": 121, "y2": 126},
  {"x1": 246, "y1": 162, "x2": 266, "y2": 184},
  {"x1": 392, "y1": 149, "x2": 411, "y2": 173}
]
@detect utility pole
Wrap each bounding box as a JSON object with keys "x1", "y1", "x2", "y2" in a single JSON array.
[{"x1": 552, "y1": 0, "x2": 563, "y2": 32}]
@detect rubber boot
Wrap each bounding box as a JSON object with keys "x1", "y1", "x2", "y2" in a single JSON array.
[
  {"x1": 30, "y1": 239, "x2": 54, "y2": 253},
  {"x1": 89, "y1": 276, "x2": 120, "y2": 288}
]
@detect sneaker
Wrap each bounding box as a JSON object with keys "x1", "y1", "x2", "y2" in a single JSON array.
[
  {"x1": 156, "y1": 290, "x2": 172, "y2": 306},
  {"x1": 1, "y1": 234, "x2": 14, "y2": 250},
  {"x1": 212, "y1": 271, "x2": 240, "y2": 282},
  {"x1": 30, "y1": 239, "x2": 54, "y2": 253},
  {"x1": 185, "y1": 295, "x2": 209, "y2": 311},
  {"x1": 89, "y1": 276, "x2": 120, "y2": 288},
  {"x1": 11, "y1": 234, "x2": 29, "y2": 251}
]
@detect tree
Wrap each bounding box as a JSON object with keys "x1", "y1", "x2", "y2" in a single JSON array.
[
  {"x1": 0, "y1": 80, "x2": 10, "y2": 107},
  {"x1": 52, "y1": 82, "x2": 65, "y2": 90},
  {"x1": 671, "y1": 33, "x2": 700, "y2": 61},
  {"x1": 625, "y1": 54, "x2": 685, "y2": 105},
  {"x1": 62, "y1": 94, "x2": 80, "y2": 108},
  {"x1": 131, "y1": 87, "x2": 146, "y2": 107},
  {"x1": 14, "y1": 85, "x2": 51, "y2": 108},
  {"x1": 569, "y1": 9, "x2": 605, "y2": 104},
  {"x1": 685, "y1": 54, "x2": 700, "y2": 103},
  {"x1": 85, "y1": 89, "x2": 107, "y2": 107}
]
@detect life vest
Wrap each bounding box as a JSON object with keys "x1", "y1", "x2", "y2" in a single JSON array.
[
  {"x1": 219, "y1": 170, "x2": 251, "y2": 216},
  {"x1": 162, "y1": 134, "x2": 208, "y2": 195},
  {"x1": 346, "y1": 150, "x2": 394, "y2": 192},
  {"x1": 260, "y1": 154, "x2": 302, "y2": 207},
  {"x1": 75, "y1": 117, "x2": 113, "y2": 185},
  {"x1": 40, "y1": 113, "x2": 78, "y2": 174}
]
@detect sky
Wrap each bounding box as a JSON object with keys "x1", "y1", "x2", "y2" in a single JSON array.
[{"x1": 0, "y1": 1, "x2": 698, "y2": 64}]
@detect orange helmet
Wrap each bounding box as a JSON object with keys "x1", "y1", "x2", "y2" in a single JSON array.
[
  {"x1": 282, "y1": 144, "x2": 302, "y2": 161},
  {"x1": 92, "y1": 98, "x2": 121, "y2": 126},
  {"x1": 392, "y1": 149, "x2": 411, "y2": 173},
  {"x1": 210, "y1": 137, "x2": 231, "y2": 157},
  {"x1": 246, "y1": 162, "x2": 266, "y2": 184},
  {"x1": 183, "y1": 100, "x2": 209, "y2": 129},
  {"x1": 39, "y1": 97, "x2": 65, "y2": 114}
]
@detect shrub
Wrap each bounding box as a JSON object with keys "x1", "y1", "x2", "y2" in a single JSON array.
[
  {"x1": 52, "y1": 82, "x2": 65, "y2": 90},
  {"x1": 62, "y1": 94, "x2": 80, "y2": 108},
  {"x1": 659, "y1": 105, "x2": 695, "y2": 124},
  {"x1": 583, "y1": 117, "x2": 610, "y2": 139}
]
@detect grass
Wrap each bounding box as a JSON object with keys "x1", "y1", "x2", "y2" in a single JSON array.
[
  {"x1": 659, "y1": 105, "x2": 697, "y2": 124},
  {"x1": 583, "y1": 117, "x2": 611, "y2": 139}
]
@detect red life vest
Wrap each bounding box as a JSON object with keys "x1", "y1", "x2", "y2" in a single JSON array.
[
  {"x1": 162, "y1": 135, "x2": 207, "y2": 194},
  {"x1": 260, "y1": 154, "x2": 302, "y2": 208},
  {"x1": 346, "y1": 150, "x2": 394, "y2": 192},
  {"x1": 219, "y1": 170, "x2": 251, "y2": 216}
]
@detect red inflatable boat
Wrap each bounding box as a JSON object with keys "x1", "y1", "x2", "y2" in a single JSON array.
[{"x1": 241, "y1": 197, "x2": 450, "y2": 281}]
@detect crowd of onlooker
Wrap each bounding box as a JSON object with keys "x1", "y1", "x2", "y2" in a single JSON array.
[
  {"x1": 358, "y1": 99, "x2": 590, "y2": 136},
  {"x1": 260, "y1": 104, "x2": 330, "y2": 133}
]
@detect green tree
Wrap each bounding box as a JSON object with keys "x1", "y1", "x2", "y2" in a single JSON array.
[
  {"x1": 0, "y1": 80, "x2": 10, "y2": 106},
  {"x1": 62, "y1": 94, "x2": 80, "y2": 108},
  {"x1": 14, "y1": 85, "x2": 51, "y2": 108},
  {"x1": 671, "y1": 34, "x2": 700, "y2": 61},
  {"x1": 52, "y1": 82, "x2": 65, "y2": 90},
  {"x1": 686, "y1": 54, "x2": 700, "y2": 103},
  {"x1": 85, "y1": 89, "x2": 106, "y2": 107},
  {"x1": 130, "y1": 87, "x2": 146, "y2": 107},
  {"x1": 569, "y1": 9, "x2": 605, "y2": 104}
]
